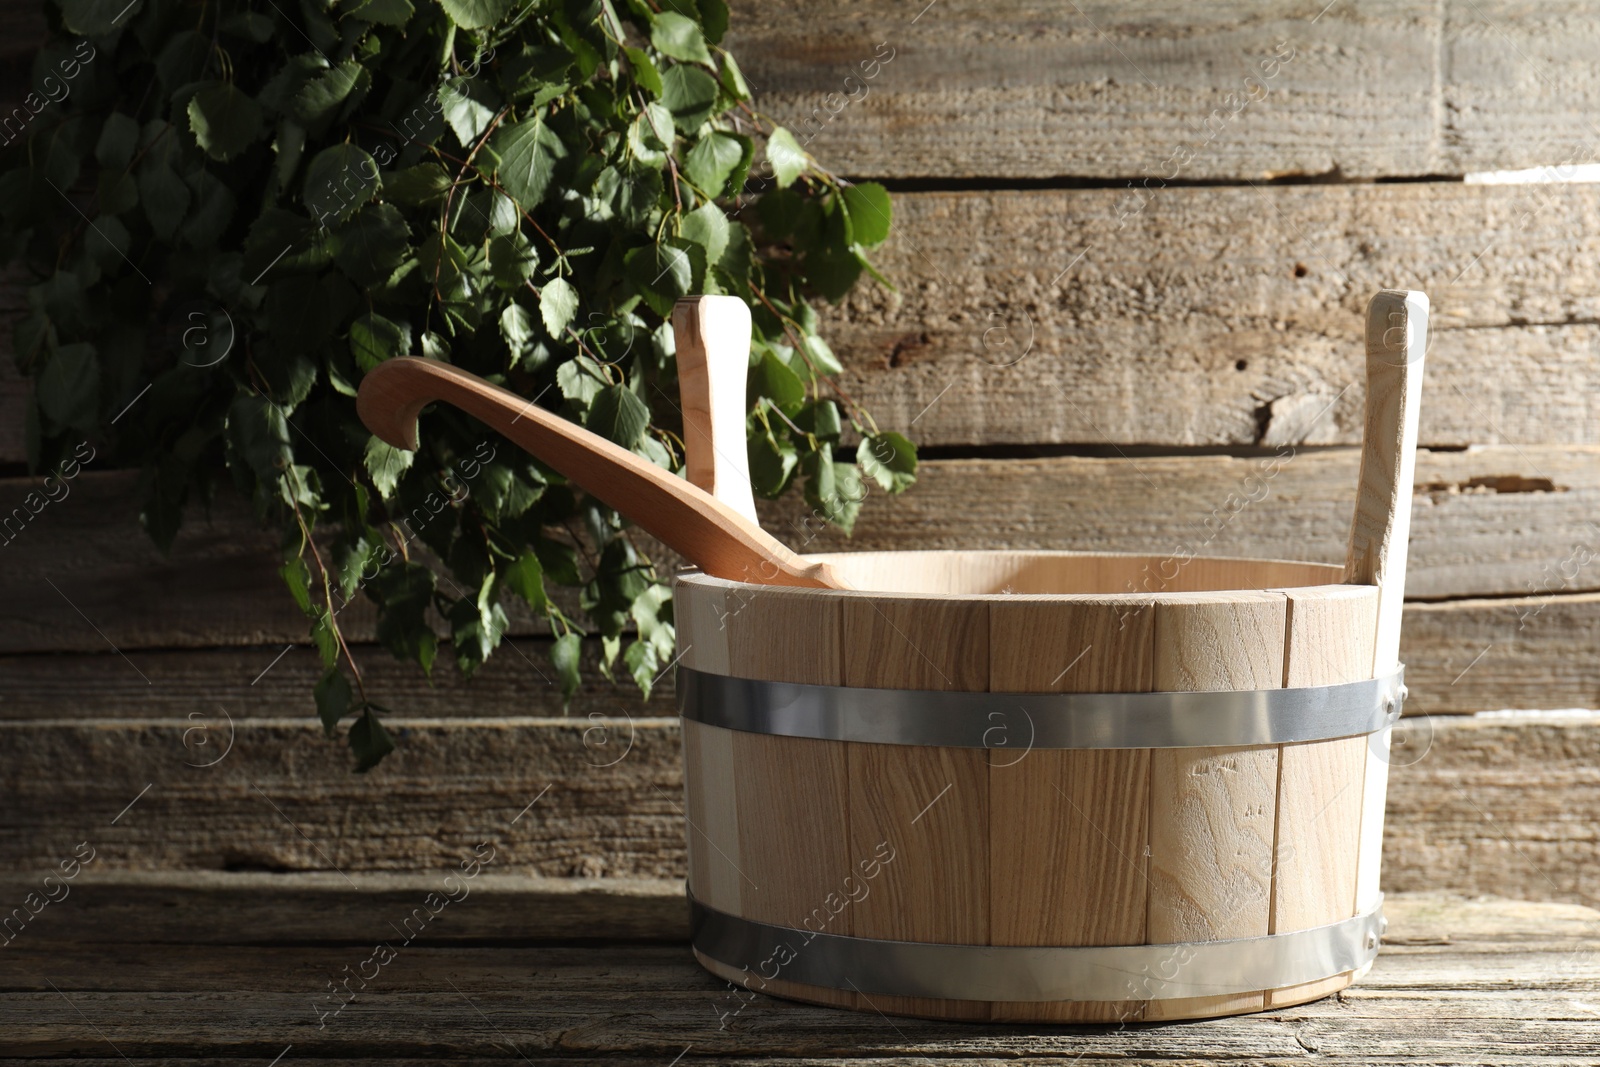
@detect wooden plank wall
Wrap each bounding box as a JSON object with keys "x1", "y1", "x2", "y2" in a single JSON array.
[{"x1": 3, "y1": 0, "x2": 1600, "y2": 915}]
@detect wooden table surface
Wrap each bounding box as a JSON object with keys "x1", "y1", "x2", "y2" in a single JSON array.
[{"x1": 3, "y1": 891, "x2": 1597, "y2": 1064}]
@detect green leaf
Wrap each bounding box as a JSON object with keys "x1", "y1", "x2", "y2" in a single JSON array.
[
  {"x1": 678, "y1": 202, "x2": 730, "y2": 267},
  {"x1": 659, "y1": 64, "x2": 719, "y2": 130},
  {"x1": 500, "y1": 302, "x2": 536, "y2": 357},
  {"x1": 841, "y1": 182, "x2": 893, "y2": 247},
  {"x1": 683, "y1": 131, "x2": 744, "y2": 196},
  {"x1": 244, "y1": 209, "x2": 333, "y2": 280},
  {"x1": 55, "y1": 0, "x2": 142, "y2": 36},
  {"x1": 344, "y1": 0, "x2": 413, "y2": 26},
  {"x1": 349, "y1": 312, "x2": 410, "y2": 371},
  {"x1": 311, "y1": 607, "x2": 341, "y2": 667},
  {"x1": 364, "y1": 435, "x2": 414, "y2": 498},
  {"x1": 95, "y1": 113, "x2": 140, "y2": 171},
  {"x1": 539, "y1": 276, "x2": 578, "y2": 337},
  {"x1": 805, "y1": 242, "x2": 863, "y2": 301},
  {"x1": 627, "y1": 103, "x2": 674, "y2": 168},
  {"x1": 858, "y1": 431, "x2": 918, "y2": 493},
  {"x1": 371, "y1": 561, "x2": 438, "y2": 672},
  {"x1": 279, "y1": 557, "x2": 315, "y2": 616},
  {"x1": 699, "y1": 0, "x2": 729, "y2": 41},
  {"x1": 651, "y1": 12, "x2": 713, "y2": 65},
  {"x1": 488, "y1": 230, "x2": 538, "y2": 288},
  {"x1": 314, "y1": 668, "x2": 352, "y2": 736},
  {"x1": 504, "y1": 550, "x2": 548, "y2": 612},
  {"x1": 304, "y1": 143, "x2": 379, "y2": 225},
  {"x1": 448, "y1": 572, "x2": 508, "y2": 675},
  {"x1": 624, "y1": 240, "x2": 699, "y2": 317},
  {"x1": 229, "y1": 393, "x2": 292, "y2": 483},
  {"x1": 97, "y1": 170, "x2": 137, "y2": 222},
  {"x1": 586, "y1": 384, "x2": 649, "y2": 447},
  {"x1": 332, "y1": 203, "x2": 409, "y2": 286},
  {"x1": 624, "y1": 638, "x2": 659, "y2": 697},
  {"x1": 801, "y1": 333, "x2": 843, "y2": 376},
  {"x1": 382, "y1": 163, "x2": 451, "y2": 205},
  {"x1": 178, "y1": 170, "x2": 235, "y2": 248},
  {"x1": 800, "y1": 399, "x2": 842, "y2": 440},
  {"x1": 748, "y1": 431, "x2": 798, "y2": 497},
  {"x1": 765, "y1": 127, "x2": 806, "y2": 189},
  {"x1": 36, "y1": 343, "x2": 99, "y2": 432},
  {"x1": 751, "y1": 348, "x2": 804, "y2": 412},
  {"x1": 802, "y1": 450, "x2": 864, "y2": 535},
  {"x1": 550, "y1": 631, "x2": 582, "y2": 704},
  {"x1": 624, "y1": 46, "x2": 663, "y2": 96},
  {"x1": 557, "y1": 354, "x2": 606, "y2": 407},
  {"x1": 349, "y1": 707, "x2": 395, "y2": 773},
  {"x1": 188, "y1": 83, "x2": 264, "y2": 162},
  {"x1": 292, "y1": 62, "x2": 369, "y2": 129},
  {"x1": 756, "y1": 187, "x2": 803, "y2": 238},
  {"x1": 487, "y1": 115, "x2": 567, "y2": 208},
  {"x1": 417, "y1": 230, "x2": 472, "y2": 294},
  {"x1": 718, "y1": 51, "x2": 750, "y2": 101},
  {"x1": 438, "y1": 0, "x2": 510, "y2": 29},
  {"x1": 440, "y1": 77, "x2": 498, "y2": 144}
]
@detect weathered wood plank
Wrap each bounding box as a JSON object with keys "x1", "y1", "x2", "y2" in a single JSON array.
[
  {"x1": 10, "y1": 182, "x2": 1600, "y2": 469},
  {"x1": 5, "y1": 1, "x2": 1600, "y2": 189},
  {"x1": 822, "y1": 183, "x2": 1600, "y2": 447},
  {"x1": 1, "y1": 591, "x2": 1596, "y2": 721},
  {"x1": 4, "y1": 447, "x2": 1597, "y2": 652},
  {"x1": 0, "y1": 870, "x2": 688, "y2": 946},
  {"x1": 726, "y1": 1, "x2": 1600, "y2": 181},
  {"x1": 9, "y1": 180, "x2": 1600, "y2": 467},
  {"x1": 0, "y1": 471, "x2": 590, "y2": 653},
  {"x1": 0, "y1": 638, "x2": 675, "y2": 722},
  {"x1": 0, "y1": 895, "x2": 1596, "y2": 1062},
  {"x1": 1402, "y1": 594, "x2": 1600, "y2": 715},
  {"x1": 3, "y1": 715, "x2": 1599, "y2": 908}
]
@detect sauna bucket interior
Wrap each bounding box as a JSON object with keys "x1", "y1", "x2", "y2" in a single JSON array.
[{"x1": 674, "y1": 290, "x2": 1429, "y2": 1022}]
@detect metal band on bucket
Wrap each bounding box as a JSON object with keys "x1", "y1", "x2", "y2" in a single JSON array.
[
  {"x1": 690, "y1": 891, "x2": 1385, "y2": 1002},
  {"x1": 677, "y1": 666, "x2": 1405, "y2": 749}
]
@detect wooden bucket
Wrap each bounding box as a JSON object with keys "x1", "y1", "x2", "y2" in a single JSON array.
[{"x1": 675, "y1": 291, "x2": 1428, "y2": 1022}]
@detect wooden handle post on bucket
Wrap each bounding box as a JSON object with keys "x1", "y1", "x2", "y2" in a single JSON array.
[
  {"x1": 673, "y1": 291, "x2": 1426, "y2": 1023},
  {"x1": 1346, "y1": 289, "x2": 1430, "y2": 921}
]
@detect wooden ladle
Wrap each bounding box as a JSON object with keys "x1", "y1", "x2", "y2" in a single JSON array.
[{"x1": 355, "y1": 297, "x2": 846, "y2": 590}]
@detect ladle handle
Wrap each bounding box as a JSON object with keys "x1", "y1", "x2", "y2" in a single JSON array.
[{"x1": 356, "y1": 357, "x2": 844, "y2": 589}]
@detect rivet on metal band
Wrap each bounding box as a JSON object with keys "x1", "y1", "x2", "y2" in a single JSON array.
[
  {"x1": 690, "y1": 892, "x2": 1386, "y2": 1002},
  {"x1": 677, "y1": 665, "x2": 1406, "y2": 750}
]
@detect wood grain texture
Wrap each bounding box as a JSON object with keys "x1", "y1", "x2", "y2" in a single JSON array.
[
  {"x1": 672, "y1": 296, "x2": 759, "y2": 525},
  {"x1": 3, "y1": 893, "x2": 1598, "y2": 1062},
  {"x1": 843, "y1": 593, "x2": 989, "y2": 1019},
  {"x1": 770, "y1": 446, "x2": 1600, "y2": 602},
  {"x1": 988, "y1": 596, "x2": 1154, "y2": 1022},
  {"x1": 720, "y1": 584, "x2": 854, "y2": 1008},
  {"x1": 1147, "y1": 591, "x2": 1286, "y2": 1018},
  {"x1": 813, "y1": 184, "x2": 1600, "y2": 448},
  {"x1": 5, "y1": 442, "x2": 1596, "y2": 655},
  {"x1": 2, "y1": 589, "x2": 1595, "y2": 721},
  {"x1": 0, "y1": 870, "x2": 690, "y2": 945},
  {"x1": 725, "y1": 1, "x2": 1600, "y2": 182},
  {"x1": 681, "y1": 720, "x2": 742, "y2": 914},
  {"x1": 2, "y1": 715, "x2": 1600, "y2": 903},
  {"x1": 0, "y1": 639, "x2": 677, "y2": 722},
  {"x1": 1348, "y1": 291, "x2": 1429, "y2": 921},
  {"x1": 1267, "y1": 585, "x2": 1379, "y2": 1008},
  {"x1": 14, "y1": 182, "x2": 1600, "y2": 464}
]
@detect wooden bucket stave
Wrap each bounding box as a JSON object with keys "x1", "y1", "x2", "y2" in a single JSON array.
[
  {"x1": 678, "y1": 555, "x2": 1386, "y2": 1021},
  {"x1": 678, "y1": 289, "x2": 1428, "y2": 1022}
]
